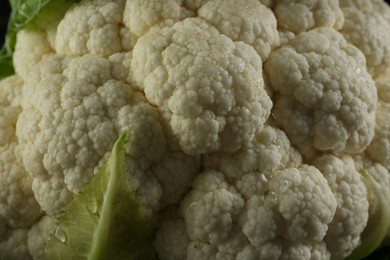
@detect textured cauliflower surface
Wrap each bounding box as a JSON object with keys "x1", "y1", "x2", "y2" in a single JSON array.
[
  {"x1": 1, "y1": 0, "x2": 390, "y2": 259},
  {"x1": 265, "y1": 28, "x2": 377, "y2": 159}
]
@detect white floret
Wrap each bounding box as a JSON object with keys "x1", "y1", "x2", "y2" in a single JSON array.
[
  {"x1": 181, "y1": 170, "x2": 245, "y2": 244},
  {"x1": 313, "y1": 155, "x2": 369, "y2": 259},
  {"x1": 155, "y1": 118, "x2": 341, "y2": 259},
  {"x1": 13, "y1": 30, "x2": 53, "y2": 81},
  {"x1": 16, "y1": 54, "x2": 167, "y2": 216},
  {"x1": 340, "y1": 0, "x2": 390, "y2": 78},
  {"x1": 55, "y1": 0, "x2": 131, "y2": 56},
  {"x1": 198, "y1": 0, "x2": 280, "y2": 61},
  {"x1": 27, "y1": 215, "x2": 56, "y2": 260},
  {"x1": 271, "y1": 0, "x2": 344, "y2": 34},
  {"x1": 124, "y1": 0, "x2": 195, "y2": 38},
  {"x1": 205, "y1": 125, "x2": 302, "y2": 180},
  {"x1": 132, "y1": 18, "x2": 272, "y2": 155},
  {"x1": 157, "y1": 164, "x2": 337, "y2": 259},
  {"x1": 0, "y1": 76, "x2": 42, "y2": 228},
  {"x1": 264, "y1": 28, "x2": 377, "y2": 158},
  {"x1": 12, "y1": 0, "x2": 70, "y2": 80},
  {"x1": 241, "y1": 165, "x2": 336, "y2": 245}
]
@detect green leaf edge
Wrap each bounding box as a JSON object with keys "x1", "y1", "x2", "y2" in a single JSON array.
[{"x1": 44, "y1": 132, "x2": 157, "y2": 260}]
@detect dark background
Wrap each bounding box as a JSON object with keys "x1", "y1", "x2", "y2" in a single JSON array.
[
  {"x1": 1, "y1": 1, "x2": 390, "y2": 46},
  {"x1": 0, "y1": 1, "x2": 10, "y2": 46}
]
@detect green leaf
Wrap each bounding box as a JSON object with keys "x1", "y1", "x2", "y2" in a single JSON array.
[
  {"x1": 346, "y1": 170, "x2": 390, "y2": 260},
  {"x1": 0, "y1": 0, "x2": 78, "y2": 79},
  {"x1": 45, "y1": 133, "x2": 157, "y2": 260}
]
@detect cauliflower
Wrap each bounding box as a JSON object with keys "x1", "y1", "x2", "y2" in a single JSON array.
[{"x1": 1, "y1": 0, "x2": 390, "y2": 259}]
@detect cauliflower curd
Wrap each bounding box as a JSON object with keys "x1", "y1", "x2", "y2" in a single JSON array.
[{"x1": 1, "y1": 0, "x2": 390, "y2": 259}]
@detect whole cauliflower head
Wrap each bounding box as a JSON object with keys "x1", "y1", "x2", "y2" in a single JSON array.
[{"x1": 1, "y1": 0, "x2": 390, "y2": 259}]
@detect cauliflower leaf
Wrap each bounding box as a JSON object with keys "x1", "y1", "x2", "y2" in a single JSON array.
[{"x1": 44, "y1": 133, "x2": 157, "y2": 260}]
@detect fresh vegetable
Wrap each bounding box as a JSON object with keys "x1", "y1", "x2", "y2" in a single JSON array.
[{"x1": 1, "y1": 0, "x2": 390, "y2": 259}]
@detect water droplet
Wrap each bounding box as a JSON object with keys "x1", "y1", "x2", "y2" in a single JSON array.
[
  {"x1": 277, "y1": 179, "x2": 290, "y2": 193},
  {"x1": 54, "y1": 227, "x2": 67, "y2": 243}
]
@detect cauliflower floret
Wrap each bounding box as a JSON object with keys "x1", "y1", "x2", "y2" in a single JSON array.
[
  {"x1": 13, "y1": 30, "x2": 53, "y2": 81},
  {"x1": 205, "y1": 125, "x2": 302, "y2": 180},
  {"x1": 198, "y1": 0, "x2": 279, "y2": 61},
  {"x1": 0, "y1": 76, "x2": 42, "y2": 228},
  {"x1": 279, "y1": 242, "x2": 330, "y2": 260},
  {"x1": 239, "y1": 165, "x2": 336, "y2": 246},
  {"x1": 0, "y1": 75, "x2": 22, "y2": 146},
  {"x1": 156, "y1": 125, "x2": 339, "y2": 259},
  {"x1": 55, "y1": 0, "x2": 132, "y2": 56},
  {"x1": 156, "y1": 165, "x2": 337, "y2": 259},
  {"x1": 0, "y1": 142, "x2": 42, "y2": 228},
  {"x1": 27, "y1": 215, "x2": 56, "y2": 260},
  {"x1": 264, "y1": 27, "x2": 377, "y2": 158},
  {"x1": 271, "y1": 0, "x2": 344, "y2": 34},
  {"x1": 182, "y1": 170, "x2": 245, "y2": 244},
  {"x1": 12, "y1": 0, "x2": 70, "y2": 80},
  {"x1": 16, "y1": 54, "x2": 167, "y2": 216},
  {"x1": 313, "y1": 155, "x2": 369, "y2": 259},
  {"x1": 340, "y1": 0, "x2": 390, "y2": 78},
  {"x1": 124, "y1": 0, "x2": 195, "y2": 38},
  {"x1": 132, "y1": 18, "x2": 272, "y2": 155}
]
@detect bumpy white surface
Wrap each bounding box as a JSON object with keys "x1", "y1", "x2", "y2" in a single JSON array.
[{"x1": 2, "y1": 0, "x2": 390, "y2": 259}]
